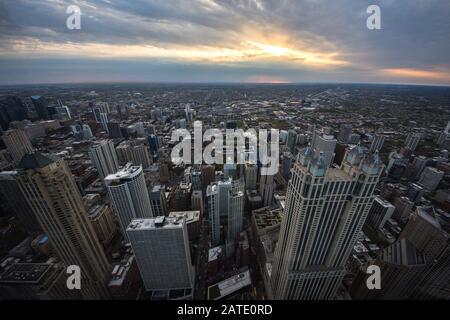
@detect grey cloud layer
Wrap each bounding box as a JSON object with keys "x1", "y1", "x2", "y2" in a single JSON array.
[{"x1": 0, "y1": 0, "x2": 449, "y2": 84}]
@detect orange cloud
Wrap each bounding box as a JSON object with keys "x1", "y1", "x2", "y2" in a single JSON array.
[{"x1": 382, "y1": 68, "x2": 450, "y2": 81}]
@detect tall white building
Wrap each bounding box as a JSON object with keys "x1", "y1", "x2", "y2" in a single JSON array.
[
  {"x1": 127, "y1": 217, "x2": 194, "y2": 299},
  {"x1": 271, "y1": 145, "x2": 383, "y2": 300},
  {"x1": 89, "y1": 140, "x2": 119, "y2": 179},
  {"x1": 405, "y1": 133, "x2": 422, "y2": 152},
  {"x1": 370, "y1": 134, "x2": 386, "y2": 152},
  {"x1": 105, "y1": 164, "x2": 153, "y2": 237},
  {"x1": 226, "y1": 190, "x2": 244, "y2": 256}
]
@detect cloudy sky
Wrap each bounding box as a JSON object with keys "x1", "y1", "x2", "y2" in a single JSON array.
[{"x1": 0, "y1": 0, "x2": 449, "y2": 85}]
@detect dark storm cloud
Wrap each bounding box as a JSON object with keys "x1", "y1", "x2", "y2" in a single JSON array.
[{"x1": 0, "y1": 0, "x2": 449, "y2": 84}]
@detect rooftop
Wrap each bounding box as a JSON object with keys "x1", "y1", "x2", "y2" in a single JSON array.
[
  {"x1": 207, "y1": 270, "x2": 251, "y2": 300},
  {"x1": 127, "y1": 216, "x2": 185, "y2": 231}
]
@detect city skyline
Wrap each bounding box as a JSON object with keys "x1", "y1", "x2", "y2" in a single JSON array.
[{"x1": 1, "y1": 0, "x2": 449, "y2": 85}]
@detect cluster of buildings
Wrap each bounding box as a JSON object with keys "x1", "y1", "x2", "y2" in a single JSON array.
[{"x1": 0, "y1": 84, "x2": 449, "y2": 300}]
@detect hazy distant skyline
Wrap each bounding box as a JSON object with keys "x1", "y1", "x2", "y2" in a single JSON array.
[{"x1": 1, "y1": 0, "x2": 449, "y2": 85}]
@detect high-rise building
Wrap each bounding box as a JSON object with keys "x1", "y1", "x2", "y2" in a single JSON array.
[
  {"x1": 14, "y1": 153, "x2": 111, "y2": 299},
  {"x1": 0, "y1": 96, "x2": 28, "y2": 131},
  {"x1": 2, "y1": 129, "x2": 34, "y2": 164},
  {"x1": 105, "y1": 164, "x2": 153, "y2": 237},
  {"x1": 312, "y1": 131, "x2": 337, "y2": 169},
  {"x1": 148, "y1": 134, "x2": 159, "y2": 155},
  {"x1": 399, "y1": 206, "x2": 448, "y2": 262},
  {"x1": 282, "y1": 152, "x2": 293, "y2": 180},
  {"x1": 287, "y1": 129, "x2": 297, "y2": 153},
  {"x1": 350, "y1": 239, "x2": 426, "y2": 300},
  {"x1": 207, "y1": 183, "x2": 220, "y2": 246},
  {"x1": 244, "y1": 161, "x2": 257, "y2": 190},
  {"x1": 87, "y1": 203, "x2": 117, "y2": 247},
  {"x1": 191, "y1": 169, "x2": 202, "y2": 191},
  {"x1": 392, "y1": 196, "x2": 414, "y2": 223},
  {"x1": 30, "y1": 96, "x2": 49, "y2": 120},
  {"x1": 202, "y1": 165, "x2": 215, "y2": 189},
  {"x1": 370, "y1": 134, "x2": 386, "y2": 152},
  {"x1": 116, "y1": 141, "x2": 152, "y2": 169},
  {"x1": 149, "y1": 184, "x2": 168, "y2": 217},
  {"x1": 271, "y1": 146, "x2": 383, "y2": 300},
  {"x1": 89, "y1": 140, "x2": 119, "y2": 179},
  {"x1": 405, "y1": 133, "x2": 422, "y2": 152},
  {"x1": 191, "y1": 190, "x2": 204, "y2": 216},
  {"x1": 259, "y1": 173, "x2": 275, "y2": 207},
  {"x1": 337, "y1": 124, "x2": 352, "y2": 143},
  {"x1": 226, "y1": 190, "x2": 244, "y2": 257},
  {"x1": 412, "y1": 156, "x2": 428, "y2": 179},
  {"x1": 365, "y1": 197, "x2": 395, "y2": 230},
  {"x1": 127, "y1": 216, "x2": 194, "y2": 299},
  {"x1": 218, "y1": 178, "x2": 232, "y2": 217},
  {"x1": 0, "y1": 171, "x2": 43, "y2": 234},
  {"x1": 418, "y1": 167, "x2": 444, "y2": 192}
]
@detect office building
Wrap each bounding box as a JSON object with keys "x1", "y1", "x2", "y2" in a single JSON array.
[
  {"x1": 105, "y1": 164, "x2": 153, "y2": 237},
  {"x1": 259, "y1": 173, "x2": 275, "y2": 207},
  {"x1": 191, "y1": 190, "x2": 204, "y2": 215},
  {"x1": 271, "y1": 146, "x2": 383, "y2": 300},
  {"x1": 30, "y1": 96, "x2": 49, "y2": 120},
  {"x1": 89, "y1": 140, "x2": 120, "y2": 179},
  {"x1": 418, "y1": 167, "x2": 444, "y2": 192},
  {"x1": 366, "y1": 197, "x2": 395, "y2": 230},
  {"x1": 116, "y1": 140, "x2": 152, "y2": 169},
  {"x1": 244, "y1": 161, "x2": 257, "y2": 190},
  {"x1": 370, "y1": 134, "x2": 386, "y2": 152},
  {"x1": 202, "y1": 165, "x2": 215, "y2": 189},
  {"x1": 338, "y1": 124, "x2": 352, "y2": 143},
  {"x1": 127, "y1": 217, "x2": 194, "y2": 299},
  {"x1": 207, "y1": 183, "x2": 220, "y2": 246},
  {"x1": 0, "y1": 96, "x2": 28, "y2": 131},
  {"x1": 350, "y1": 239, "x2": 426, "y2": 300},
  {"x1": 149, "y1": 184, "x2": 168, "y2": 217},
  {"x1": 2, "y1": 129, "x2": 34, "y2": 164},
  {"x1": 311, "y1": 131, "x2": 337, "y2": 169},
  {"x1": 405, "y1": 133, "x2": 421, "y2": 152},
  {"x1": 226, "y1": 190, "x2": 244, "y2": 256}
]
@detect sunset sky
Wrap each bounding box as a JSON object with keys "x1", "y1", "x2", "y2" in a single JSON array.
[{"x1": 0, "y1": 0, "x2": 449, "y2": 85}]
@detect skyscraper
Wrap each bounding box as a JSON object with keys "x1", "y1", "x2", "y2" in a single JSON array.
[
  {"x1": 365, "y1": 197, "x2": 395, "y2": 230},
  {"x1": 337, "y1": 124, "x2": 352, "y2": 143},
  {"x1": 418, "y1": 167, "x2": 444, "y2": 192},
  {"x1": 0, "y1": 96, "x2": 28, "y2": 131},
  {"x1": 350, "y1": 239, "x2": 426, "y2": 300},
  {"x1": 370, "y1": 134, "x2": 386, "y2": 153},
  {"x1": 244, "y1": 161, "x2": 257, "y2": 190},
  {"x1": 105, "y1": 164, "x2": 153, "y2": 237},
  {"x1": 311, "y1": 131, "x2": 337, "y2": 169},
  {"x1": 127, "y1": 216, "x2": 194, "y2": 299},
  {"x1": 259, "y1": 172, "x2": 275, "y2": 207},
  {"x1": 89, "y1": 140, "x2": 119, "y2": 179},
  {"x1": 271, "y1": 146, "x2": 383, "y2": 300},
  {"x1": 0, "y1": 171, "x2": 43, "y2": 234},
  {"x1": 14, "y1": 153, "x2": 111, "y2": 299},
  {"x1": 149, "y1": 184, "x2": 168, "y2": 217},
  {"x1": 226, "y1": 190, "x2": 244, "y2": 257},
  {"x1": 405, "y1": 133, "x2": 422, "y2": 152},
  {"x1": 191, "y1": 190, "x2": 204, "y2": 216},
  {"x1": 206, "y1": 183, "x2": 220, "y2": 246},
  {"x1": 2, "y1": 129, "x2": 34, "y2": 164},
  {"x1": 30, "y1": 96, "x2": 49, "y2": 120}
]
